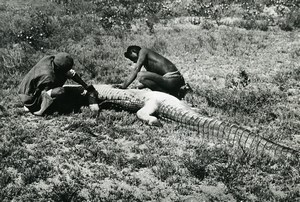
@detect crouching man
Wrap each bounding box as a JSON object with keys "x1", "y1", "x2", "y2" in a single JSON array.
[
  {"x1": 18, "y1": 52, "x2": 99, "y2": 116},
  {"x1": 116, "y1": 45, "x2": 192, "y2": 100}
]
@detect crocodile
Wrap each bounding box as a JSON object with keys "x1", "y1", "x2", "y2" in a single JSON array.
[{"x1": 89, "y1": 84, "x2": 299, "y2": 159}]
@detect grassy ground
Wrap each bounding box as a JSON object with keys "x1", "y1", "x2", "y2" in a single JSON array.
[{"x1": 1, "y1": 1, "x2": 300, "y2": 201}]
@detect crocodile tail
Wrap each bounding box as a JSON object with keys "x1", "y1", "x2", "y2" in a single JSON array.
[
  {"x1": 158, "y1": 105, "x2": 299, "y2": 158},
  {"x1": 219, "y1": 123, "x2": 299, "y2": 158},
  {"x1": 197, "y1": 116, "x2": 299, "y2": 158}
]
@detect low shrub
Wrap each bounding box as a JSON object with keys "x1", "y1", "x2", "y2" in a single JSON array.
[
  {"x1": 237, "y1": 19, "x2": 269, "y2": 31},
  {"x1": 151, "y1": 38, "x2": 168, "y2": 55},
  {"x1": 201, "y1": 19, "x2": 215, "y2": 30},
  {"x1": 197, "y1": 86, "x2": 286, "y2": 123},
  {"x1": 278, "y1": 19, "x2": 294, "y2": 31},
  {"x1": 0, "y1": 43, "x2": 39, "y2": 88}
]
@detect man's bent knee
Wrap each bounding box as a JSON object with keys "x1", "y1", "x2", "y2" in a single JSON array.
[{"x1": 50, "y1": 87, "x2": 65, "y2": 98}]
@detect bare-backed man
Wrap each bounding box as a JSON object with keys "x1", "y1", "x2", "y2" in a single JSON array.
[{"x1": 116, "y1": 45, "x2": 191, "y2": 99}]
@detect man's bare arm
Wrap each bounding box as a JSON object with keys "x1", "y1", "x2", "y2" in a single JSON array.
[
  {"x1": 71, "y1": 73, "x2": 89, "y2": 89},
  {"x1": 121, "y1": 50, "x2": 146, "y2": 89},
  {"x1": 70, "y1": 72, "x2": 97, "y2": 94}
]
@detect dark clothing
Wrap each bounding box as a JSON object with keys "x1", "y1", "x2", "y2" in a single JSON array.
[
  {"x1": 19, "y1": 94, "x2": 43, "y2": 113},
  {"x1": 162, "y1": 71, "x2": 185, "y2": 96},
  {"x1": 46, "y1": 85, "x2": 90, "y2": 114},
  {"x1": 18, "y1": 55, "x2": 72, "y2": 112}
]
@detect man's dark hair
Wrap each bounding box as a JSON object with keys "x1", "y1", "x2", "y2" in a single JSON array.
[
  {"x1": 124, "y1": 45, "x2": 141, "y2": 60},
  {"x1": 127, "y1": 45, "x2": 141, "y2": 54}
]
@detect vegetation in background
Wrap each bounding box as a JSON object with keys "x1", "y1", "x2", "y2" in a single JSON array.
[{"x1": 1, "y1": 0, "x2": 300, "y2": 201}]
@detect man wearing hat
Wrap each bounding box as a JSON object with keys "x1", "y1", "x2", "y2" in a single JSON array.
[{"x1": 18, "y1": 52, "x2": 99, "y2": 116}]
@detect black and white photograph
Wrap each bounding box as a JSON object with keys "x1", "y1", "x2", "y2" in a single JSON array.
[{"x1": 1, "y1": 0, "x2": 300, "y2": 201}]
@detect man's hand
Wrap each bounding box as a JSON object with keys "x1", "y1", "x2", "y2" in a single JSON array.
[
  {"x1": 86, "y1": 85, "x2": 96, "y2": 93},
  {"x1": 86, "y1": 85, "x2": 100, "y2": 117},
  {"x1": 87, "y1": 85, "x2": 99, "y2": 98},
  {"x1": 89, "y1": 104, "x2": 99, "y2": 112},
  {"x1": 87, "y1": 85, "x2": 99, "y2": 106},
  {"x1": 87, "y1": 85, "x2": 99, "y2": 102}
]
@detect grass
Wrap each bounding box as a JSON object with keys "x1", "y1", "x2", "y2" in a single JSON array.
[{"x1": 1, "y1": 0, "x2": 300, "y2": 201}]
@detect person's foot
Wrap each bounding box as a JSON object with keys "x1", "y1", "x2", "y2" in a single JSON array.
[
  {"x1": 177, "y1": 83, "x2": 193, "y2": 100},
  {"x1": 23, "y1": 106, "x2": 30, "y2": 112},
  {"x1": 136, "y1": 84, "x2": 145, "y2": 89},
  {"x1": 33, "y1": 91, "x2": 54, "y2": 116}
]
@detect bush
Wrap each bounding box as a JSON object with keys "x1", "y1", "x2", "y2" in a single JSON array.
[
  {"x1": 238, "y1": 19, "x2": 269, "y2": 31},
  {"x1": 0, "y1": 43, "x2": 38, "y2": 89},
  {"x1": 285, "y1": 8, "x2": 300, "y2": 29},
  {"x1": 186, "y1": 0, "x2": 232, "y2": 25},
  {"x1": 198, "y1": 86, "x2": 286, "y2": 123},
  {"x1": 14, "y1": 11, "x2": 55, "y2": 50},
  {"x1": 272, "y1": 64, "x2": 300, "y2": 90},
  {"x1": 0, "y1": 12, "x2": 15, "y2": 47},
  {"x1": 278, "y1": 19, "x2": 294, "y2": 31},
  {"x1": 201, "y1": 19, "x2": 215, "y2": 30},
  {"x1": 60, "y1": 35, "x2": 126, "y2": 83},
  {"x1": 151, "y1": 38, "x2": 168, "y2": 55}
]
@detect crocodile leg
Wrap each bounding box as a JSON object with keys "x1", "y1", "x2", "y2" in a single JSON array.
[{"x1": 137, "y1": 99, "x2": 162, "y2": 126}]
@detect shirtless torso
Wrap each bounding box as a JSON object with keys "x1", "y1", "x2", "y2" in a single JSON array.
[
  {"x1": 120, "y1": 45, "x2": 191, "y2": 99},
  {"x1": 140, "y1": 48, "x2": 177, "y2": 75}
]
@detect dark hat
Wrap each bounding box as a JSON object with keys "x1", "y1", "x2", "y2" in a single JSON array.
[{"x1": 53, "y1": 52, "x2": 74, "y2": 72}]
